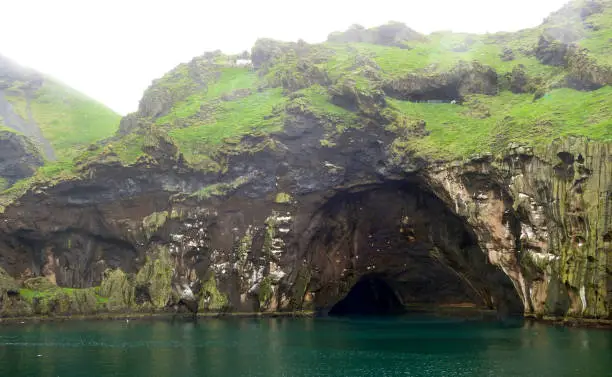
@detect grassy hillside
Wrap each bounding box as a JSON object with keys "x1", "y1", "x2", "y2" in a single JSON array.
[
  {"x1": 4, "y1": 78, "x2": 121, "y2": 161},
  {"x1": 0, "y1": 55, "x2": 121, "y2": 202}
]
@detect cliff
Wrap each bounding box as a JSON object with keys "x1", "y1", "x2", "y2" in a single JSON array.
[{"x1": 0, "y1": 0, "x2": 610, "y2": 320}]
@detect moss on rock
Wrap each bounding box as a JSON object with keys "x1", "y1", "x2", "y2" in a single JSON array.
[
  {"x1": 0, "y1": 267, "x2": 31, "y2": 317},
  {"x1": 135, "y1": 246, "x2": 174, "y2": 309},
  {"x1": 258, "y1": 276, "x2": 273, "y2": 309},
  {"x1": 274, "y1": 192, "x2": 292, "y2": 204},
  {"x1": 191, "y1": 175, "x2": 253, "y2": 201},
  {"x1": 290, "y1": 267, "x2": 312, "y2": 310},
  {"x1": 199, "y1": 272, "x2": 228, "y2": 311},
  {"x1": 100, "y1": 269, "x2": 134, "y2": 311},
  {"x1": 0, "y1": 266, "x2": 19, "y2": 293},
  {"x1": 236, "y1": 227, "x2": 254, "y2": 263},
  {"x1": 142, "y1": 211, "x2": 169, "y2": 239}
]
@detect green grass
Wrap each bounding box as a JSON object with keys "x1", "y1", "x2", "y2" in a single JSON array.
[
  {"x1": 19, "y1": 285, "x2": 108, "y2": 312},
  {"x1": 28, "y1": 80, "x2": 120, "y2": 160},
  {"x1": 390, "y1": 86, "x2": 612, "y2": 160},
  {"x1": 19, "y1": 287, "x2": 105, "y2": 301},
  {"x1": 324, "y1": 37, "x2": 561, "y2": 80},
  {"x1": 5, "y1": 79, "x2": 120, "y2": 161},
  {"x1": 579, "y1": 6, "x2": 612, "y2": 66},
  {"x1": 292, "y1": 85, "x2": 360, "y2": 129},
  {"x1": 35, "y1": 160, "x2": 78, "y2": 180},
  {"x1": 156, "y1": 67, "x2": 258, "y2": 125},
  {"x1": 169, "y1": 88, "x2": 286, "y2": 164},
  {"x1": 110, "y1": 134, "x2": 146, "y2": 164},
  {"x1": 71, "y1": 133, "x2": 147, "y2": 169}
]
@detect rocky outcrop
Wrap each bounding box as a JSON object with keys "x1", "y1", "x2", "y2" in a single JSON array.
[
  {"x1": 0, "y1": 129, "x2": 43, "y2": 189},
  {"x1": 565, "y1": 47, "x2": 612, "y2": 90},
  {"x1": 425, "y1": 138, "x2": 611, "y2": 318},
  {"x1": 504, "y1": 65, "x2": 537, "y2": 94},
  {"x1": 383, "y1": 62, "x2": 499, "y2": 102},
  {"x1": 327, "y1": 22, "x2": 424, "y2": 47},
  {"x1": 121, "y1": 53, "x2": 223, "y2": 131}
]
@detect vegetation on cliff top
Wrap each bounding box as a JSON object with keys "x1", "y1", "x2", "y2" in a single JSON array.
[
  {"x1": 390, "y1": 86, "x2": 612, "y2": 160},
  {"x1": 103, "y1": 0, "x2": 611, "y2": 166}
]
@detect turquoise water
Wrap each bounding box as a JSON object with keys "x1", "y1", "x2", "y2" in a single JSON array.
[{"x1": 0, "y1": 316, "x2": 610, "y2": 377}]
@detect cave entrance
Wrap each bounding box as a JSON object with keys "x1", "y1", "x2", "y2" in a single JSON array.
[
  {"x1": 329, "y1": 275, "x2": 404, "y2": 316},
  {"x1": 300, "y1": 181, "x2": 525, "y2": 318}
]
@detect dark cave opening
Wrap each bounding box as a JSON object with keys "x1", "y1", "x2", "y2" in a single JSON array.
[
  {"x1": 329, "y1": 276, "x2": 404, "y2": 316},
  {"x1": 305, "y1": 181, "x2": 525, "y2": 318}
]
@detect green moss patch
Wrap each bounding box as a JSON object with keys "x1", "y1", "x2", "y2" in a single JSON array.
[
  {"x1": 18, "y1": 277, "x2": 104, "y2": 315},
  {"x1": 199, "y1": 272, "x2": 228, "y2": 311},
  {"x1": 100, "y1": 269, "x2": 134, "y2": 311},
  {"x1": 135, "y1": 246, "x2": 174, "y2": 309},
  {"x1": 191, "y1": 175, "x2": 253, "y2": 200},
  {"x1": 258, "y1": 276, "x2": 273, "y2": 308},
  {"x1": 169, "y1": 88, "x2": 286, "y2": 166},
  {"x1": 274, "y1": 192, "x2": 292, "y2": 204},
  {"x1": 156, "y1": 67, "x2": 258, "y2": 125}
]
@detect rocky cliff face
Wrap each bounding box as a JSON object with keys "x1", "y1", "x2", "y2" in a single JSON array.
[
  {"x1": 0, "y1": 129, "x2": 43, "y2": 190},
  {"x1": 0, "y1": 118, "x2": 609, "y2": 319},
  {"x1": 0, "y1": 0, "x2": 611, "y2": 320}
]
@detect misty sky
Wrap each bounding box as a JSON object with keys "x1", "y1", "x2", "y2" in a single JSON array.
[{"x1": 1, "y1": 0, "x2": 570, "y2": 115}]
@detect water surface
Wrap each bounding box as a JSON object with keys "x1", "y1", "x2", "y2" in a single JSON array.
[{"x1": 0, "y1": 316, "x2": 610, "y2": 377}]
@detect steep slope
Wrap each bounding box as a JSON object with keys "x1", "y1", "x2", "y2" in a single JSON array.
[
  {"x1": 0, "y1": 54, "x2": 121, "y2": 177},
  {"x1": 0, "y1": 0, "x2": 610, "y2": 322}
]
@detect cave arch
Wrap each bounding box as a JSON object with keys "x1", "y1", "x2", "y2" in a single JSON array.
[{"x1": 297, "y1": 180, "x2": 524, "y2": 318}]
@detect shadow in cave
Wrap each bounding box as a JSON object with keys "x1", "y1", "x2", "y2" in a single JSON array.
[
  {"x1": 304, "y1": 181, "x2": 526, "y2": 319},
  {"x1": 329, "y1": 276, "x2": 404, "y2": 316}
]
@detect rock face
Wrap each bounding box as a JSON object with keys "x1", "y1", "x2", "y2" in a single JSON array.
[
  {"x1": 0, "y1": 130, "x2": 43, "y2": 189},
  {"x1": 384, "y1": 62, "x2": 499, "y2": 102},
  {"x1": 0, "y1": 111, "x2": 609, "y2": 318},
  {"x1": 425, "y1": 139, "x2": 612, "y2": 318}
]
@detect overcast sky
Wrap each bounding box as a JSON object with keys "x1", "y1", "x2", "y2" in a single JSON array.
[{"x1": 0, "y1": 0, "x2": 570, "y2": 115}]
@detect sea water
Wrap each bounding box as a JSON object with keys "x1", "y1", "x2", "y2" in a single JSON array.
[{"x1": 0, "y1": 316, "x2": 610, "y2": 377}]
